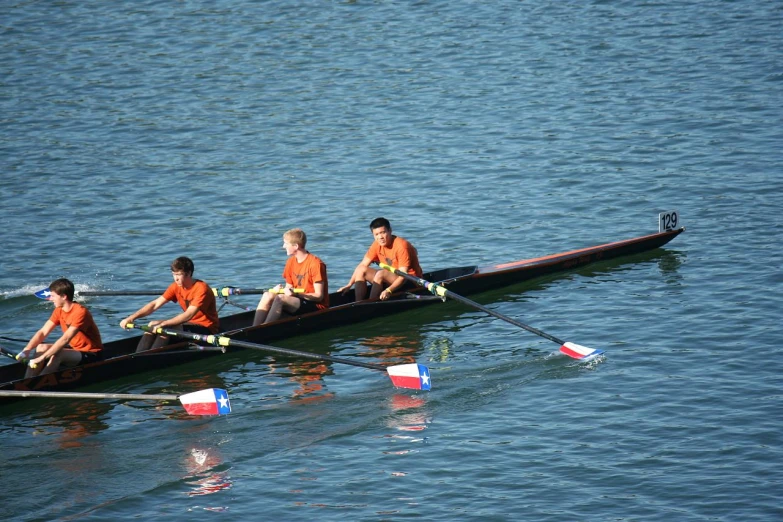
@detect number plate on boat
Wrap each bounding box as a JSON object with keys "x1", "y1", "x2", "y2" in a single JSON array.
[{"x1": 658, "y1": 210, "x2": 680, "y2": 232}]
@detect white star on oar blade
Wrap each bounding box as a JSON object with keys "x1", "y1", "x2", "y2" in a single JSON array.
[
  {"x1": 218, "y1": 395, "x2": 229, "y2": 409},
  {"x1": 420, "y1": 370, "x2": 430, "y2": 386}
]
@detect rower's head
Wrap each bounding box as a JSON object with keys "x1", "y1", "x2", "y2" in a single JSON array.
[
  {"x1": 170, "y1": 256, "x2": 195, "y2": 286},
  {"x1": 283, "y1": 228, "x2": 307, "y2": 250},
  {"x1": 48, "y1": 278, "x2": 75, "y2": 302},
  {"x1": 369, "y1": 217, "x2": 391, "y2": 232},
  {"x1": 370, "y1": 217, "x2": 392, "y2": 246}
]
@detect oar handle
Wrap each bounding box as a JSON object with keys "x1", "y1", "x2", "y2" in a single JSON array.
[{"x1": 380, "y1": 263, "x2": 567, "y2": 346}]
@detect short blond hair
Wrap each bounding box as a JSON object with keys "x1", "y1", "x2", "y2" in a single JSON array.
[{"x1": 284, "y1": 228, "x2": 307, "y2": 248}]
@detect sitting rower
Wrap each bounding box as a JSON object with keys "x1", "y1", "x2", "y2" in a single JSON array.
[
  {"x1": 338, "y1": 217, "x2": 423, "y2": 301},
  {"x1": 120, "y1": 256, "x2": 219, "y2": 352},
  {"x1": 18, "y1": 278, "x2": 103, "y2": 378},
  {"x1": 253, "y1": 228, "x2": 329, "y2": 326}
]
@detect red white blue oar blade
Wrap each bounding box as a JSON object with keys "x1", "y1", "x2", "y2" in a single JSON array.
[
  {"x1": 178, "y1": 388, "x2": 232, "y2": 416},
  {"x1": 35, "y1": 288, "x2": 52, "y2": 300},
  {"x1": 560, "y1": 342, "x2": 604, "y2": 360},
  {"x1": 386, "y1": 363, "x2": 431, "y2": 391}
]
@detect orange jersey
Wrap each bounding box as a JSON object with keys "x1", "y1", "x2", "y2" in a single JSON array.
[
  {"x1": 162, "y1": 280, "x2": 220, "y2": 333},
  {"x1": 366, "y1": 235, "x2": 422, "y2": 276},
  {"x1": 282, "y1": 253, "x2": 329, "y2": 309},
  {"x1": 48, "y1": 302, "x2": 103, "y2": 353}
]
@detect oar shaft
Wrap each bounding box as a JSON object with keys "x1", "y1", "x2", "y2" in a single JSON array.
[
  {"x1": 381, "y1": 264, "x2": 566, "y2": 345},
  {"x1": 78, "y1": 290, "x2": 162, "y2": 296},
  {"x1": 76, "y1": 287, "x2": 293, "y2": 297},
  {"x1": 0, "y1": 390, "x2": 178, "y2": 400},
  {"x1": 0, "y1": 336, "x2": 31, "y2": 343},
  {"x1": 128, "y1": 324, "x2": 388, "y2": 372},
  {"x1": 0, "y1": 345, "x2": 21, "y2": 361}
]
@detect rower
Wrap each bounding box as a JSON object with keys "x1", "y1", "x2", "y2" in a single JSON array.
[
  {"x1": 253, "y1": 228, "x2": 329, "y2": 326},
  {"x1": 338, "y1": 217, "x2": 423, "y2": 301},
  {"x1": 119, "y1": 256, "x2": 219, "y2": 352},
  {"x1": 17, "y1": 278, "x2": 104, "y2": 377}
]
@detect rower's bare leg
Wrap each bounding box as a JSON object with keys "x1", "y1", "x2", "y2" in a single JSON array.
[
  {"x1": 264, "y1": 296, "x2": 285, "y2": 324},
  {"x1": 23, "y1": 344, "x2": 49, "y2": 378},
  {"x1": 253, "y1": 291, "x2": 275, "y2": 326},
  {"x1": 38, "y1": 349, "x2": 82, "y2": 376}
]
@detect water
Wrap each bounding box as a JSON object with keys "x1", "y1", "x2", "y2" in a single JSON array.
[{"x1": 1, "y1": 0, "x2": 782, "y2": 520}]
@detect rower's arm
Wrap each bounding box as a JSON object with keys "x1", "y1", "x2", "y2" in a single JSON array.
[
  {"x1": 121, "y1": 296, "x2": 168, "y2": 327},
  {"x1": 36, "y1": 325, "x2": 80, "y2": 360},
  {"x1": 340, "y1": 256, "x2": 373, "y2": 291},
  {"x1": 387, "y1": 266, "x2": 409, "y2": 294},
  {"x1": 21, "y1": 320, "x2": 56, "y2": 356},
  {"x1": 156, "y1": 304, "x2": 200, "y2": 328},
  {"x1": 306, "y1": 281, "x2": 325, "y2": 303}
]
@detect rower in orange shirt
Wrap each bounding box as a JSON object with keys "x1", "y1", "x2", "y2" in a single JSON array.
[
  {"x1": 338, "y1": 217, "x2": 422, "y2": 301},
  {"x1": 17, "y1": 278, "x2": 103, "y2": 377},
  {"x1": 253, "y1": 228, "x2": 329, "y2": 326},
  {"x1": 120, "y1": 256, "x2": 219, "y2": 352}
]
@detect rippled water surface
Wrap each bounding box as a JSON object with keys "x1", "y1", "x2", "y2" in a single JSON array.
[{"x1": 1, "y1": 1, "x2": 781, "y2": 520}]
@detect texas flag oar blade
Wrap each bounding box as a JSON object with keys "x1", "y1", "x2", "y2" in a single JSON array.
[
  {"x1": 560, "y1": 342, "x2": 604, "y2": 360},
  {"x1": 178, "y1": 388, "x2": 232, "y2": 416},
  {"x1": 386, "y1": 363, "x2": 432, "y2": 391},
  {"x1": 34, "y1": 288, "x2": 52, "y2": 300}
]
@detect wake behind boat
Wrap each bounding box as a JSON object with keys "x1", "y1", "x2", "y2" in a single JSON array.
[{"x1": 0, "y1": 217, "x2": 684, "y2": 402}]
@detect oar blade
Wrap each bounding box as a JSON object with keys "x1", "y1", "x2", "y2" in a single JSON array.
[
  {"x1": 178, "y1": 388, "x2": 232, "y2": 416},
  {"x1": 560, "y1": 342, "x2": 604, "y2": 360},
  {"x1": 386, "y1": 363, "x2": 432, "y2": 391},
  {"x1": 34, "y1": 288, "x2": 52, "y2": 300}
]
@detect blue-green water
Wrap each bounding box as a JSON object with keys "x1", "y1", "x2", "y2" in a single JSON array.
[{"x1": 1, "y1": 1, "x2": 781, "y2": 520}]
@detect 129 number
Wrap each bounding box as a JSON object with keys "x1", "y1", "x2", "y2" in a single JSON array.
[{"x1": 658, "y1": 210, "x2": 680, "y2": 232}]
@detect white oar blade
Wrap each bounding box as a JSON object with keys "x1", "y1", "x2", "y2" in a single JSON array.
[
  {"x1": 560, "y1": 342, "x2": 604, "y2": 360},
  {"x1": 386, "y1": 363, "x2": 432, "y2": 391},
  {"x1": 178, "y1": 388, "x2": 232, "y2": 416}
]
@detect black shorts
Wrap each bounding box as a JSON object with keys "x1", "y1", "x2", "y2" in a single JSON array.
[
  {"x1": 78, "y1": 351, "x2": 103, "y2": 365},
  {"x1": 294, "y1": 296, "x2": 320, "y2": 315}
]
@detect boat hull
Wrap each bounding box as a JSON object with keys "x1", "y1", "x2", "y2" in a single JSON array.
[{"x1": 0, "y1": 227, "x2": 684, "y2": 400}]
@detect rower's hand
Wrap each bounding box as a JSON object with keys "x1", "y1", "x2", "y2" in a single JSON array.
[
  {"x1": 120, "y1": 318, "x2": 130, "y2": 329},
  {"x1": 380, "y1": 289, "x2": 393, "y2": 301},
  {"x1": 15, "y1": 351, "x2": 30, "y2": 362},
  {"x1": 29, "y1": 354, "x2": 46, "y2": 367},
  {"x1": 338, "y1": 284, "x2": 352, "y2": 295}
]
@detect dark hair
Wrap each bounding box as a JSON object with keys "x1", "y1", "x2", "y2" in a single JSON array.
[
  {"x1": 369, "y1": 217, "x2": 391, "y2": 231},
  {"x1": 49, "y1": 278, "x2": 75, "y2": 301},
  {"x1": 170, "y1": 256, "x2": 195, "y2": 275}
]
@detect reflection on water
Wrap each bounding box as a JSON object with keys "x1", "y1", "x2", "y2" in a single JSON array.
[
  {"x1": 268, "y1": 360, "x2": 335, "y2": 403},
  {"x1": 657, "y1": 250, "x2": 685, "y2": 284},
  {"x1": 381, "y1": 393, "x2": 431, "y2": 481},
  {"x1": 184, "y1": 447, "x2": 232, "y2": 499},
  {"x1": 386, "y1": 394, "x2": 430, "y2": 433},
  {"x1": 358, "y1": 334, "x2": 420, "y2": 365}
]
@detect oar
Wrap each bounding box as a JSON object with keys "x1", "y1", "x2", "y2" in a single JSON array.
[
  {"x1": 125, "y1": 324, "x2": 431, "y2": 391},
  {"x1": 0, "y1": 335, "x2": 31, "y2": 344},
  {"x1": 0, "y1": 345, "x2": 22, "y2": 362},
  {"x1": 0, "y1": 388, "x2": 232, "y2": 415},
  {"x1": 34, "y1": 286, "x2": 301, "y2": 299},
  {"x1": 380, "y1": 263, "x2": 603, "y2": 360}
]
